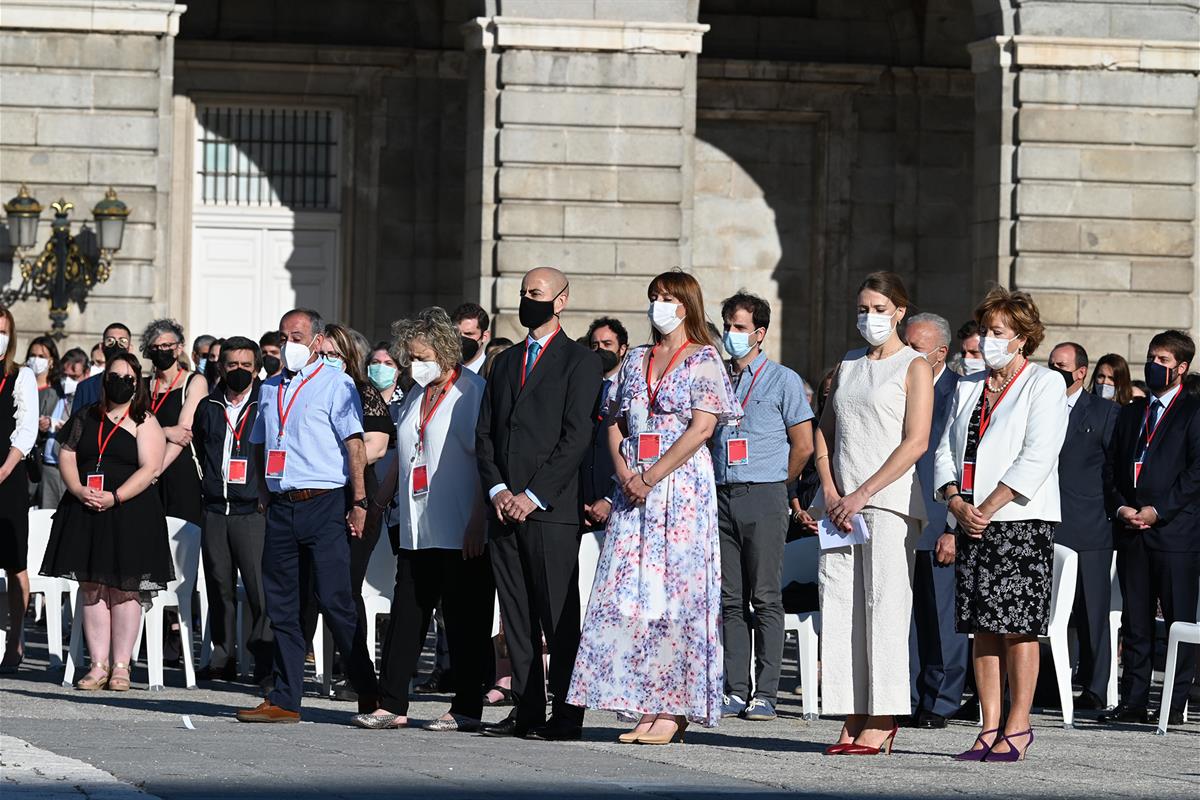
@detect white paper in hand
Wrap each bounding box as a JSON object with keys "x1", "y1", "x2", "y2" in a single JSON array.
[{"x1": 817, "y1": 513, "x2": 871, "y2": 550}]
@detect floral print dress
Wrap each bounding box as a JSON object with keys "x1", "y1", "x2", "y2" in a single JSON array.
[{"x1": 567, "y1": 344, "x2": 741, "y2": 727}]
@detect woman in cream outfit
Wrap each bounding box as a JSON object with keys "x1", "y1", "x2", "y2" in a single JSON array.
[{"x1": 812, "y1": 272, "x2": 933, "y2": 755}]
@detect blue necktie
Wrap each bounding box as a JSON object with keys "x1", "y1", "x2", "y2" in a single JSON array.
[
  {"x1": 524, "y1": 340, "x2": 541, "y2": 382},
  {"x1": 1139, "y1": 398, "x2": 1163, "y2": 459}
]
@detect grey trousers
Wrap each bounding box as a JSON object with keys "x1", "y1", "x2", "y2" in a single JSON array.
[
  {"x1": 201, "y1": 509, "x2": 272, "y2": 676},
  {"x1": 38, "y1": 463, "x2": 65, "y2": 509},
  {"x1": 717, "y1": 481, "x2": 790, "y2": 704}
]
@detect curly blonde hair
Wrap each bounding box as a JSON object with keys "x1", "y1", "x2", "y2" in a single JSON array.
[{"x1": 391, "y1": 307, "x2": 462, "y2": 373}]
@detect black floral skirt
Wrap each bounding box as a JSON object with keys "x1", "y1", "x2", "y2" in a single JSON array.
[{"x1": 955, "y1": 519, "x2": 1055, "y2": 636}]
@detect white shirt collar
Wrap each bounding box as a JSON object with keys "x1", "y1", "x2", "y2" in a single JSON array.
[
  {"x1": 1153, "y1": 383, "x2": 1182, "y2": 409},
  {"x1": 526, "y1": 327, "x2": 558, "y2": 349},
  {"x1": 1066, "y1": 387, "x2": 1081, "y2": 410},
  {"x1": 464, "y1": 349, "x2": 487, "y2": 374}
]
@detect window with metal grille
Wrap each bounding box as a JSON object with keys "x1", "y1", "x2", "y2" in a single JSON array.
[{"x1": 195, "y1": 106, "x2": 340, "y2": 209}]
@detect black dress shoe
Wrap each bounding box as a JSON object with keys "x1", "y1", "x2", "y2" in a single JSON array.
[
  {"x1": 197, "y1": 663, "x2": 237, "y2": 682},
  {"x1": 413, "y1": 667, "x2": 452, "y2": 694},
  {"x1": 527, "y1": 719, "x2": 583, "y2": 741},
  {"x1": 915, "y1": 711, "x2": 947, "y2": 729},
  {"x1": 479, "y1": 716, "x2": 531, "y2": 738},
  {"x1": 1098, "y1": 704, "x2": 1153, "y2": 724},
  {"x1": 896, "y1": 714, "x2": 918, "y2": 728},
  {"x1": 1075, "y1": 690, "x2": 1106, "y2": 711},
  {"x1": 950, "y1": 699, "x2": 980, "y2": 722}
]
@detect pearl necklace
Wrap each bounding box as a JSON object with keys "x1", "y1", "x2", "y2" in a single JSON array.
[{"x1": 986, "y1": 358, "x2": 1025, "y2": 393}]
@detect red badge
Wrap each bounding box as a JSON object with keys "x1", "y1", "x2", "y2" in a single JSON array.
[
  {"x1": 727, "y1": 437, "x2": 749, "y2": 467},
  {"x1": 961, "y1": 461, "x2": 976, "y2": 494},
  {"x1": 265, "y1": 449, "x2": 287, "y2": 479},
  {"x1": 412, "y1": 464, "x2": 429, "y2": 496},
  {"x1": 86, "y1": 473, "x2": 105, "y2": 492},
  {"x1": 227, "y1": 457, "x2": 248, "y2": 485},
  {"x1": 637, "y1": 433, "x2": 662, "y2": 464}
]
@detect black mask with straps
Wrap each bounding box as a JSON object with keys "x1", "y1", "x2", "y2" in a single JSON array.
[{"x1": 518, "y1": 282, "x2": 569, "y2": 330}]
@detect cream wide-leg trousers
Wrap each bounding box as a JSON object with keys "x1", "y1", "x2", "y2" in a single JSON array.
[{"x1": 818, "y1": 507, "x2": 920, "y2": 716}]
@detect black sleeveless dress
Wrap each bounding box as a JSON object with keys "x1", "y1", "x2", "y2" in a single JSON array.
[
  {"x1": 40, "y1": 409, "x2": 174, "y2": 592},
  {"x1": 146, "y1": 373, "x2": 203, "y2": 525},
  {"x1": 0, "y1": 369, "x2": 30, "y2": 571}
]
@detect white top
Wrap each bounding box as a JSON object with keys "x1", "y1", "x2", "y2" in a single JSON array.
[
  {"x1": 933, "y1": 363, "x2": 1068, "y2": 527},
  {"x1": 7, "y1": 366, "x2": 38, "y2": 456},
  {"x1": 464, "y1": 349, "x2": 486, "y2": 374},
  {"x1": 393, "y1": 368, "x2": 486, "y2": 550},
  {"x1": 829, "y1": 346, "x2": 927, "y2": 521}
]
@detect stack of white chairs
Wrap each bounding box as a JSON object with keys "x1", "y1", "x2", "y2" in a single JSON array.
[
  {"x1": 315, "y1": 531, "x2": 396, "y2": 694},
  {"x1": 782, "y1": 537, "x2": 821, "y2": 720},
  {"x1": 0, "y1": 510, "x2": 76, "y2": 669},
  {"x1": 1040, "y1": 544, "x2": 1079, "y2": 728},
  {"x1": 1155, "y1": 578, "x2": 1200, "y2": 735}
]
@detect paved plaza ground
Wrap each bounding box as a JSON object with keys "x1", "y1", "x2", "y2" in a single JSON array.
[{"x1": 2, "y1": 639, "x2": 1197, "y2": 800}]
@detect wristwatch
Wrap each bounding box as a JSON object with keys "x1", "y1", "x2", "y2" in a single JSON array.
[{"x1": 352, "y1": 496, "x2": 370, "y2": 510}]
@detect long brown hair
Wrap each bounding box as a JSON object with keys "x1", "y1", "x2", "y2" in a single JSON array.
[
  {"x1": 648, "y1": 270, "x2": 717, "y2": 349},
  {"x1": 1088, "y1": 353, "x2": 1134, "y2": 406},
  {"x1": 0, "y1": 305, "x2": 16, "y2": 377},
  {"x1": 98, "y1": 352, "x2": 150, "y2": 423},
  {"x1": 322, "y1": 323, "x2": 367, "y2": 385}
]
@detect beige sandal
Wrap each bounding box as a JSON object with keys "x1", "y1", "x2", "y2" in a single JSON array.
[
  {"x1": 108, "y1": 662, "x2": 131, "y2": 692},
  {"x1": 76, "y1": 662, "x2": 111, "y2": 691}
]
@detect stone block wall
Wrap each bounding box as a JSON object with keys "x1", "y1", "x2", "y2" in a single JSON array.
[{"x1": 0, "y1": 5, "x2": 182, "y2": 348}]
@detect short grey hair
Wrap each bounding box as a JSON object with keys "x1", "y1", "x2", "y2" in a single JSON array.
[
  {"x1": 282, "y1": 308, "x2": 323, "y2": 339},
  {"x1": 140, "y1": 318, "x2": 185, "y2": 357},
  {"x1": 391, "y1": 307, "x2": 461, "y2": 373},
  {"x1": 906, "y1": 313, "x2": 951, "y2": 348}
]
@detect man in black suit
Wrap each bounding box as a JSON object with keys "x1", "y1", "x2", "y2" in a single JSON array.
[
  {"x1": 476, "y1": 267, "x2": 603, "y2": 741},
  {"x1": 1047, "y1": 342, "x2": 1118, "y2": 711},
  {"x1": 580, "y1": 317, "x2": 628, "y2": 531},
  {"x1": 906, "y1": 314, "x2": 967, "y2": 728},
  {"x1": 1101, "y1": 330, "x2": 1200, "y2": 726}
]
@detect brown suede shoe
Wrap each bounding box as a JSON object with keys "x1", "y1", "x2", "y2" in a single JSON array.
[{"x1": 236, "y1": 700, "x2": 300, "y2": 724}]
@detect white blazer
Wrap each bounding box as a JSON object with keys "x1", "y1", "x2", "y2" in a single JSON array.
[{"x1": 933, "y1": 361, "x2": 1068, "y2": 529}]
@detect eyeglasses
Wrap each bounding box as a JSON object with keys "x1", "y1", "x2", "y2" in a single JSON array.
[
  {"x1": 103, "y1": 336, "x2": 130, "y2": 347},
  {"x1": 148, "y1": 343, "x2": 179, "y2": 353},
  {"x1": 107, "y1": 374, "x2": 136, "y2": 385}
]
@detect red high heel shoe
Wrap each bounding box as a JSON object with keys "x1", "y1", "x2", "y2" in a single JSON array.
[
  {"x1": 840, "y1": 725, "x2": 899, "y2": 755},
  {"x1": 824, "y1": 742, "x2": 855, "y2": 755}
]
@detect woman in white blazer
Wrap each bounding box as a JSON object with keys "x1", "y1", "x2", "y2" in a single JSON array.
[{"x1": 933, "y1": 287, "x2": 1067, "y2": 763}]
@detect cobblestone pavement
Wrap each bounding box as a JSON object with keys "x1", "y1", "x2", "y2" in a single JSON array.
[{"x1": 1, "y1": 647, "x2": 1197, "y2": 800}]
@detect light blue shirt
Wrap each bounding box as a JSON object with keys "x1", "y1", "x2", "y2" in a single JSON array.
[
  {"x1": 249, "y1": 358, "x2": 364, "y2": 492},
  {"x1": 711, "y1": 352, "x2": 814, "y2": 485},
  {"x1": 487, "y1": 328, "x2": 557, "y2": 509}
]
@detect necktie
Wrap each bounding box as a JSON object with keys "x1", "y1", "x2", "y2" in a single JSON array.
[
  {"x1": 524, "y1": 340, "x2": 541, "y2": 382},
  {"x1": 1139, "y1": 398, "x2": 1163, "y2": 459}
]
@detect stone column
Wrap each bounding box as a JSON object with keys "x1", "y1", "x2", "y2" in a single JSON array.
[
  {"x1": 462, "y1": 12, "x2": 708, "y2": 341},
  {"x1": 971, "y1": 32, "x2": 1200, "y2": 361}
]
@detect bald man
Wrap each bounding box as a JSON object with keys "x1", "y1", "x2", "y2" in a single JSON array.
[{"x1": 476, "y1": 267, "x2": 603, "y2": 741}]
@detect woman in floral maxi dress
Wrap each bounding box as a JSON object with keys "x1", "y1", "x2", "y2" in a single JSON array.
[{"x1": 568, "y1": 271, "x2": 741, "y2": 744}]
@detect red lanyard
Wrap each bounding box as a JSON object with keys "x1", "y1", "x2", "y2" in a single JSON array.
[
  {"x1": 96, "y1": 407, "x2": 130, "y2": 468},
  {"x1": 0, "y1": 375, "x2": 8, "y2": 398},
  {"x1": 736, "y1": 359, "x2": 768, "y2": 409},
  {"x1": 646, "y1": 340, "x2": 692, "y2": 412},
  {"x1": 1139, "y1": 388, "x2": 1181, "y2": 452},
  {"x1": 521, "y1": 328, "x2": 561, "y2": 387},
  {"x1": 978, "y1": 359, "x2": 1028, "y2": 441},
  {"x1": 276, "y1": 364, "x2": 324, "y2": 441},
  {"x1": 150, "y1": 368, "x2": 184, "y2": 415},
  {"x1": 224, "y1": 396, "x2": 253, "y2": 453},
  {"x1": 418, "y1": 368, "x2": 460, "y2": 445}
]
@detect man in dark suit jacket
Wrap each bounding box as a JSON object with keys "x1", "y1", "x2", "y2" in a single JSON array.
[
  {"x1": 906, "y1": 314, "x2": 967, "y2": 728},
  {"x1": 580, "y1": 317, "x2": 628, "y2": 531},
  {"x1": 1102, "y1": 330, "x2": 1200, "y2": 725},
  {"x1": 476, "y1": 267, "x2": 603, "y2": 741},
  {"x1": 1048, "y1": 342, "x2": 1118, "y2": 711}
]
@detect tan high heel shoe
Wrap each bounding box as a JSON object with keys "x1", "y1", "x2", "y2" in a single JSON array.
[
  {"x1": 108, "y1": 662, "x2": 131, "y2": 692},
  {"x1": 637, "y1": 715, "x2": 688, "y2": 745},
  {"x1": 76, "y1": 662, "x2": 111, "y2": 691},
  {"x1": 618, "y1": 716, "x2": 657, "y2": 744}
]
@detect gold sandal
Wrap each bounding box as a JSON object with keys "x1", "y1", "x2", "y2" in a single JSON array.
[
  {"x1": 108, "y1": 662, "x2": 131, "y2": 692},
  {"x1": 76, "y1": 662, "x2": 111, "y2": 691}
]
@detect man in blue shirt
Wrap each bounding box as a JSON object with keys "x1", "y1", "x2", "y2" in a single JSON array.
[
  {"x1": 71, "y1": 322, "x2": 132, "y2": 410},
  {"x1": 712, "y1": 292, "x2": 814, "y2": 721},
  {"x1": 236, "y1": 308, "x2": 379, "y2": 724}
]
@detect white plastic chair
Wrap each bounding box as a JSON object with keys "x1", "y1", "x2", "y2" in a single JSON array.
[
  {"x1": 318, "y1": 532, "x2": 395, "y2": 695},
  {"x1": 1155, "y1": 578, "x2": 1199, "y2": 735},
  {"x1": 25, "y1": 509, "x2": 72, "y2": 668},
  {"x1": 1040, "y1": 544, "x2": 1078, "y2": 728},
  {"x1": 1107, "y1": 553, "x2": 1121, "y2": 709},
  {"x1": 782, "y1": 537, "x2": 821, "y2": 720},
  {"x1": 196, "y1": 553, "x2": 211, "y2": 668}
]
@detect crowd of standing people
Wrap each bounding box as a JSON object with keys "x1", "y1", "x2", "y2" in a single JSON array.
[{"x1": 0, "y1": 264, "x2": 1196, "y2": 763}]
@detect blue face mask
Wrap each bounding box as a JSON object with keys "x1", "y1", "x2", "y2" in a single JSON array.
[
  {"x1": 321, "y1": 355, "x2": 346, "y2": 373},
  {"x1": 367, "y1": 363, "x2": 397, "y2": 391},
  {"x1": 722, "y1": 329, "x2": 760, "y2": 360}
]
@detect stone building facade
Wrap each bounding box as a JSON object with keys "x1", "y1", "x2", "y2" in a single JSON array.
[{"x1": 1, "y1": 0, "x2": 1197, "y2": 380}]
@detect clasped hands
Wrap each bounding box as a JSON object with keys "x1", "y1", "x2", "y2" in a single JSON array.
[
  {"x1": 825, "y1": 487, "x2": 868, "y2": 533},
  {"x1": 949, "y1": 495, "x2": 991, "y2": 538},
  {"x1": 491, "y1": 489, "x2": 539, "y2": 524},
  {"x1": 1117, "y1": 505, "x2": 1157, "y2": 530},
  {"x1": 79, "y1": 486, "x2": 116, "y2": 512}
]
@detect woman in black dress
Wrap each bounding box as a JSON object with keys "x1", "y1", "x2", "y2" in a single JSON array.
[{"x1": 40, "y1": 353, "x2": 174, "y2": 691}]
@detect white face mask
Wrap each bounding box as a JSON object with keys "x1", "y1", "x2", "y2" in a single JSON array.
[
  {"x1": 0, "y1": 333, "x2": 8, "y2": 357},
  {"x1": 856, "y1": 312, "x2": 895, "y2": 347},
  {"x1": 648, "y1": 301, "x2": 684, "y2": 335},
  {"x1": 89, "y1": 364, "x2": 104, "y2": 377},
  {"x1": 61, "y1": 376, "x2": 78, "y2": 395},
  {"x1": 962, "y1": 357, "x2": 986, "y2": 375},
  {"x1": 981, "y1": 334, "x2": 1018, "y2": 370},
  {"x1": 282, "y1": 336, "x2": 315, "y2": 373},
  {"x1": 26, "y1": 356, "x2": 49, "y2": 375},
  {"x1": 410, "y1": 359, "x2": 442, "y2": 388},
  {"x1": 1096, "y1": 383, "x2": 1116, "y2": 401}
]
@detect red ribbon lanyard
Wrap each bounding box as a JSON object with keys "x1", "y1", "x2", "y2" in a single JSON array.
[
  {"x1": 96, "y1": 407, "x2": 130, "y2": 469},
  {"x1": 977, "y1": 360, "x2": 1029, "y2": 441},
  {"x1": 224, "y1": 400, "x2": 253, "y2": 454},
  {"x1": 276, "y1": 363, "x2": 324, "y2": 442},
  {"x1": 0, "y1": 376, "x2": 8, "y2": 398},
  {"x1": 1139, "y1": 388, "x2": 1181, "y2": 452},
  {"x1": 737, "y1": 359, "x2": 769, "y2": 409},
  {"x1": 418, "y1": 368, "x2": 460, "y2": 445},
  {"x1": 520, "y1": 328, "x2": 561, "y2": 388},
  {"x1": 150, "y1": 368, "x2": 184, "y2": 415},
  {"x1": 646, "y1": 340, "x2": 692, "y2": 413}
]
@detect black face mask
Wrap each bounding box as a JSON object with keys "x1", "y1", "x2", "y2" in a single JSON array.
[
  {"x1": 149, "y1": 349, "x2": 177, "y2": 371},
  {"x1": 1145, "y1": 361, "x2": 1173, "y2": 392},
  {"x1": 262, "y1": 354, "x2": 281, "y2": 375},
  {"x1": 102, "y1": 344, "x2": 126, "y2": 363},
  {"x1": 461, "y1": 336, "x2": 481, "y2": 364},
  {"x1": 224, "y1": 368, "x2": 254, "y2": 393},
  {"x1": 104, "y1": 374, "x2": 136, "y2": 405},
  {"x1": 518, "y1": 283, "x2": 568, "y2": 330},
  {"x1": 596, "y1": 348, "x2": 620, "y2": 375},
  {"x1": 1052, "y1": 366, "x2": 1075, "y2": 388}
]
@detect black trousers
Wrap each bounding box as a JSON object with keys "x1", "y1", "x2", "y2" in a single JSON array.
[
  {"x1": 909, "y1": 550, "x2": 969, "y2": 717},
  {"x1": 201, "y1": 509, "x2": 272, "y2": 677},
  {"x1": 1116, "y1": 536, "x2": 1199, "y2": 713},
  {"x1": 300, "y1": 515, "x2": 382, "y2": 668},
  {"x1": 377, "y1": 542, "x2": 495, "y2": 717},
  {"x1": 490, "y1": 518, "x2": 584, "y2": 727},
  {"x1": 1069, "y1": 548, "x2": 1113, "y2": 699},
  {"x1": 262, "y1": 490, "x2": 378, "y2": 712}
]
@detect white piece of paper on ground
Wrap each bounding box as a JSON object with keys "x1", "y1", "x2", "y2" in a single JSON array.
[{"x1": 817, "y1": 513, "x2": 871, "y2": 550}]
